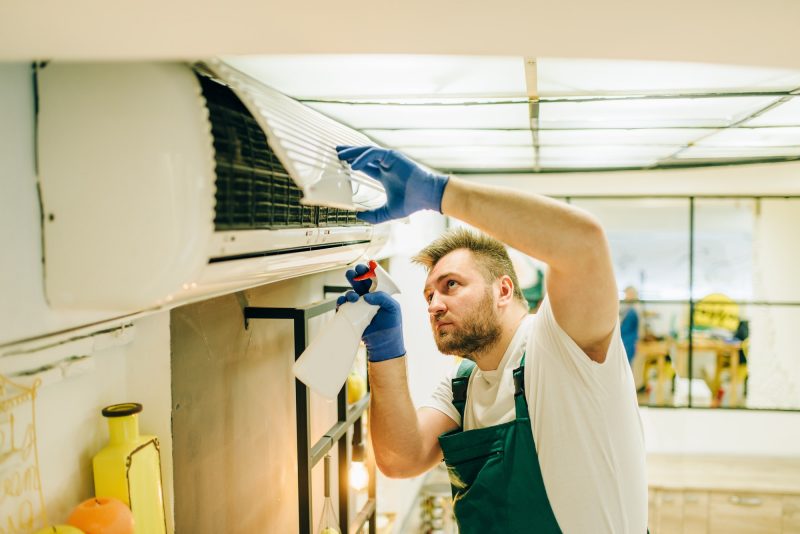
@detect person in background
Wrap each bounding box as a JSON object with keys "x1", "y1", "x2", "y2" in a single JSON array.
[
  {"x1": 335, "y1": 146, "x2": 647, "y2": 533},
  {"x1": 620, "y1": 286, "x2": 641, "y2": 365}
]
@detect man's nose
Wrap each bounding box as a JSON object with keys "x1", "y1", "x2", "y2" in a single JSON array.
[{"x1": 428, "y1": 293, "x2": 446, "y2": 315}]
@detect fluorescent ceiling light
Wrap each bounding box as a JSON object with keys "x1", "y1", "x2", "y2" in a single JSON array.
[
  {"x1": 363, "y1": 129, "x2": 533, "y2": 147},
  {"x1": 306, "y1": 102, "x2": 529, "y2": 130},
  {"x1": 423, "y1": 157, "x2": 536, "y2": 170},
  {"x1": 403, "y1": 146, "x2": 534, "y2": 160},
  {"x1": 537, "y1": 158, "x2": 660, "y2": 169},
  {"x1": 676, "y1": 146, "x2": 800, "y2": 159},
  {"x1": 538, "y1": 58, "x2": 800, "y2": 96},
  {"x1": 744, "y1": 98, "x2": 800, "y2": 126},
  {"x1": 695, "y1": 126, "x2": 800, "y2": 147},
  {"x1": 224, "y1": 55, "x2": 527, "y2": 99},
  {"x1": 538, "y1": 128, "x2": 710, "y2": 146},
  {"x1": 224, "y1": 56, "x2": 800, "y2": 172},
  {"x1": 539, "y1": 97, "x2": 780, "y2": 128},
  {"x1": 541, "y1": 145, "x2": 678, "y2": 160}
]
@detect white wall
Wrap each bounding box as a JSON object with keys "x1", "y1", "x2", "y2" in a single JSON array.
[
  {"x1": 641, "y1": 408, "x2": 800, "y2": 457},
  {"x1": 0, "y1": 62, "x2": 173, "y2": 531},
  {"x1": 0, "y1": 63, "x2": 124, "y2": 347},
  {"x1": 32, "y1": 313, "x2": 174, "y2": 529}
]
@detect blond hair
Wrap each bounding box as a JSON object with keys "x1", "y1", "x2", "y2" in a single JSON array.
[{"x1": 412, "y1": 228, "x2": 528, "y2": 307}]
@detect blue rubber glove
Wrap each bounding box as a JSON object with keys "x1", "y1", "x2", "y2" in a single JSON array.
[
  {"x1": 345, "y1": 264, "x2": 373, "y2": 296},
  {"x1": 335, "y1": 264, "x2": 373, "y2": 311},
  {"x1": 336, "y1": 264, "x2": 406, "y2": 362},
  {"x1": 336, "y1": 145, "x2": 450, "y2": 225}
]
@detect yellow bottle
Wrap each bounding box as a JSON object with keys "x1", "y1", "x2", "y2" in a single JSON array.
[{"x1": 93, "y1": 403, "x2": 167, "y2": 534}]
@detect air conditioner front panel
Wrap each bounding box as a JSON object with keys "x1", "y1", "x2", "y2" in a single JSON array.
[
  {"x1": 316, "y1": 226, "x2": 373, "y2": 246},
  {"x1": 208, "y1": 228, "x2": 317, "y2": 260},
  {"x1": 38, "y1": 62, "x2": 216, "y2": 310},
  {"x1": 209, "y1": 60, "x2": 387, "y2": 211},
  {"x1": 37, "y1": 61, "x2": 392, "y2": 315},
  {"x1": 188, "y1": 230, "x2": 390, "y2": 304}
]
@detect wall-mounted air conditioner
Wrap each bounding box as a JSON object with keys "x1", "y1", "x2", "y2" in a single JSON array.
[{"x1": 36, "y1": 61, "x2": 389, "y2": 311}]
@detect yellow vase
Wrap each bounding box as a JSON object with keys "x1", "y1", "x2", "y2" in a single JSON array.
[{"x1": 92, "y1": 403, "x2": 167, "y2": 534}]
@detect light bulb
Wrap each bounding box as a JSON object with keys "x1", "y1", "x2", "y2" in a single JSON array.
[{"x1": 349, "y1": 461, "x2": 369, "y2": 491}]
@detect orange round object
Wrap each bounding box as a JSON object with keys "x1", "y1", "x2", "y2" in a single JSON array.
[{"x1": 67, "y1": 497, "x2": 134, "y2": 534}]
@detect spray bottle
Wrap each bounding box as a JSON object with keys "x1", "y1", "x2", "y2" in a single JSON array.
[{"x1": 293, "y1": 260, "x2": 400, "y2": 399}]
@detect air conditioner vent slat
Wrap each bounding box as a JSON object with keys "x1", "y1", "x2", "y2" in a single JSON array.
[
  {"x1": 208, "y1": 61, "x2": 387, "y2": 210},
  {"x1": 198, "y1": 74, "x2": 359, "y2": 231}
]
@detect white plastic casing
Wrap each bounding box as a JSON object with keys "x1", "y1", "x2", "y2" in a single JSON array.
[
  {"x1": 38, "y1": 62, "x2": 216, "y2": 310},
  {"x1": 36, "y1": 62, "x2": 390, "y2": 312}
]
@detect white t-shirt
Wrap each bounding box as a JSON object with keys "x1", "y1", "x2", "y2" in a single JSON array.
[{"x1": 423, "y1": 296, "x2": 648, "y2": 534}]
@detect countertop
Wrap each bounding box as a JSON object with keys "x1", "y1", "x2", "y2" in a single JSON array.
[{"x1": 648, "y1": 454, "x2": 800, "y2": 495}]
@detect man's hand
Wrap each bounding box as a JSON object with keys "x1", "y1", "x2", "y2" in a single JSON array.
[
  {"x1": 345, "y1": 263, "x2": 373, "y2": 296},
  {"x1": 336, "y1": 146, "x2": 449, "y2": 224},
  {"x1": 337, "y1": 264, "x2": 406, "y2": 362}
]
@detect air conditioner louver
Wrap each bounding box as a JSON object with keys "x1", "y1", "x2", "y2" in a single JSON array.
[
  {"x1": 200, "y1": 74, "x2": 360, "y2": 231},
  {"x1": 207, "y1": 60, "x2": 387, "y2": 212}
]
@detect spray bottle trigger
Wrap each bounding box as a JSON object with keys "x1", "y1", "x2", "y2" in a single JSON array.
[{"x1": 352, "y1": 260, "x2": 378, "y2": 282}]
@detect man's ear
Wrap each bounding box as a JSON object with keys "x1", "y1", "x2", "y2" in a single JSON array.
[{"x1": 496, "y1": 275, "x2": 515, "y2": 306}]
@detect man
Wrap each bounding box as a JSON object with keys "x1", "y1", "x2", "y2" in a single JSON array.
[
  {"x1": 621, "y1": 286, "x2": 641, "y2": 365},
  {"x1": 336, "y1": 146, "x2": 647, "y2": 533}
]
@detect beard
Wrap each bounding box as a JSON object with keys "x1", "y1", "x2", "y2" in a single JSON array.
[{"x1": 433, "y1": 289, "x2": 502, "y2": 359}]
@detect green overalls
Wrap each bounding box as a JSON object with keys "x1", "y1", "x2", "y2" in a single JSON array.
[{"x1": 438, "y1": 356, "x2": 562, "y2": 533}]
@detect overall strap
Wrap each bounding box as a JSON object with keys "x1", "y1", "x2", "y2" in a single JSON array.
[
  {"x1": 512, "y1": 353, "x2": 528, "y2": 419},
  {"x1": 451, "y1": 359, "x2": 476, "y2": 423}
]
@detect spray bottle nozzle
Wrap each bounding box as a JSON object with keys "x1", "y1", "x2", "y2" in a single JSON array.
[{"x1": 351, "y1": 260, "x2": 399, "y2": 295}]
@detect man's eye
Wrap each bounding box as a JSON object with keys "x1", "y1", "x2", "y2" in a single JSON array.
[{"x1": 447, "y1": 280, "x2": 458, "y2": 289}]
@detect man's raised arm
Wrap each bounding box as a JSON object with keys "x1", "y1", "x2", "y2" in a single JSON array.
[
  {"x1": 441, "y1": 179, "x2": 618, "y2": 362},
  {"x1": 337, "y1": 145, "x2": 618, "y2": 362}
]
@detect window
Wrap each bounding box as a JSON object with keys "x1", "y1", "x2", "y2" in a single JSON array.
[{"x1": 573, "y1": 196, "x2": 800, "y2": 411}]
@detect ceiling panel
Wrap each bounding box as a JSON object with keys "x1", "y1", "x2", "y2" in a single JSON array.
[
  {"x1": 225, "y1": 56, "x2": 800, "y2": 172},
  {"x1": 537, "y1": 58, "x2": 800, "y2": 96},
  {"x1": 403, "y1": 145, "x2": 534, "y2": 161},
  {"x1": 541, "y1": 144, "x2": 676, "y2": 161},
  {"x1": 224, "y1": 55, "x2": 527, "y2": 99},
  {"x1": 306, "y1": 102, "x2": 530, "y2": 130},
  {"x1": 695, "y1": 126, "x2": 800, "y2": 147},
  {"x1": 424, "y1": 156, "x2": 537, "y2": 170},
  {"x1": 537, "y1": 157, "x2": 660, "y2": 169},
  {"x1": 744, "y1": 98, "x2": 800, "y2": 126},
  {"x1": 538, "y1": 128, "x2": 710, "y2": 146},
  {"x1": 363, "y1": 129, "x2": 533, "y2": 147},
  {"x1": 675, "y1": 146, "x2": 800, "y2": 159},
  {"x1": 539, "y1": 97, "x2": 781, "y2": 129}
]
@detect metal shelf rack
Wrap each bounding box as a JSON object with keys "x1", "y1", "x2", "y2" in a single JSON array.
[{"x1": 244, "y1": 287, "x2": 376, "y2": 534}]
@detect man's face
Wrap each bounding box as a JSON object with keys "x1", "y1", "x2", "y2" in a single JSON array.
[
  {"x1": 423, "y1": 249, "x2": 502, "y2": 358},
  {"x1": 624, "y1": 287, "x2": 638, "y2": 302}
]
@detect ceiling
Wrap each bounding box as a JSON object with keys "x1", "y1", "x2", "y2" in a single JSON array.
[{"x1": 225, "y1": 56, "x2": 800, "y2": 174}]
